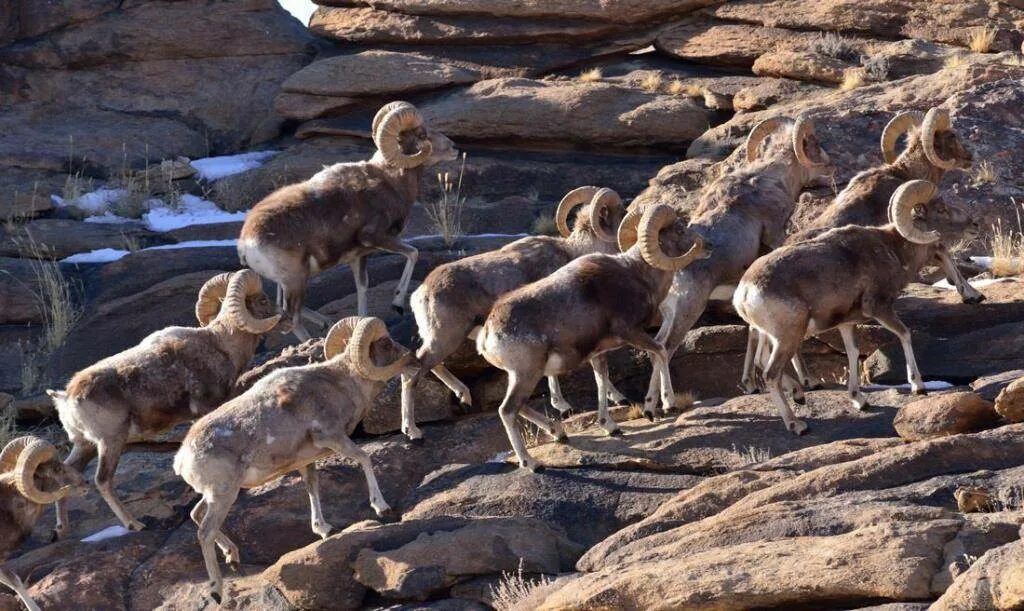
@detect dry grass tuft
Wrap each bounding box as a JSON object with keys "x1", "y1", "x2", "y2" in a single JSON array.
[
  {"x1": 989, "y1": 204, "x2": 1024, "y2": 277},
  {"x1": 627, "y1": 403, "x2": 645, "y2": 421},
  {"x1": 425, "y1": 152, "x2": 467, "y2": 248},
  {"x1": 972, "y1": 160, "x2": 998, "y2": 185},
  {"x1": 0, "y1": 400, "x2": 16, "y2": 449},
  {"x1": 944, "y1": 52, "x2": 970, "y2": 70},
  {"x1": 578, "y1": 67, "x2": 603, "y2": 83},
  {"x1": 730, "y1": 444, "x2": 772, "y2": 465},
  {"x1": 640, "y1": 71, "x2": 663, "y2": 93},
  {"x1": 969, "y1": 26, "x2": 997, "y2": 53},
  {"x1": 840, "y1": 68, "x2": 867, "y2": 91},
  {"x1": 809, "y1": 32, "x2": 859, "y2": 62},
  {"x1": 1004, "y1": 53, "x2": 1024, "y2": 67},
  {"x1": 674, "y1": 391, "x2": 696, "y2": 411},
  {"x1": 532, "y1": 213, "x2": 558, "y2": 236},
  {"x1": 490, "y1": 561, "x2": 553, "y2": 611},
  {"x1": 668, "y1": 78, "x2": 704, "y2": 97}
]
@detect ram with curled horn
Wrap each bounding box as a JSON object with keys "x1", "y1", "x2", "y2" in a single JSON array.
[
  {"x1": 238, "y1": 100, "x2": 459, "y2": 340},
  {"x1": 740, "y1": 105, "x2": 981, "y2": 396},
  {"x1": 174, "y1": 316, "x2": 412, "y2": 605},
  {"x1": 400, "y1": 186, "x2": 627, "y2": 441},
  {"x1": 45, "y1": 268, "x2": 280, "y2": 537},
  {"x1": 0, "y1": 436, "x2": 88, "y2": 611},
  {"x1": 638, "y1": 114, "x2": 835, "y2": 414},
  {"x1": 475, "y1": 200, "x2": 709, "y2": 471},
  {"x1": 734, "y1": 179, "x2": 980, "y2": 435}
]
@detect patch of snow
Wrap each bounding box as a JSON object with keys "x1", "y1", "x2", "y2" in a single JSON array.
[
  {"x1": 190, "y1": 151, "x2": 278, "y2": 182},
  {"x1": 487, "y1": 451, "x2": 513, "y2": 464},
  {"x1": 861, "y1": 381, "x2": 955, "y2": 392},
  {"x1": 142, "y1": 194, "x2": 246, "y2": 232},
  {"x1": 62, "y1": 239, "x2": 237, "y2": 264},
  {"x1": 63, "y1": 248, "x2": 130, "y2": 264},
  {"x1": 52, "y1": 188, "x2": 127, "y2": 213},
  {"x1": 83, "y1": 212, "x2": 140, "y2": 225},
  {"x1": 931, "y1": 277, "x2": 1015, "y2": 290},
  {"x1": 81, "y1": 525, "x2": 132, "y2": 543},
  {"x1": 145, "y1": 239, "x2": 237, "y2": 250}
]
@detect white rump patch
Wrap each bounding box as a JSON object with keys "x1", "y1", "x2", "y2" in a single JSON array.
[
  {"x1": 544, "y1": 353, "x2": 565, "y2": 376},
  {"x1": 709, "y1": 284, "x2": 737, "y2": 301}
]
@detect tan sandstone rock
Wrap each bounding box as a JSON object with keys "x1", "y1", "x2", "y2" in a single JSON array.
[
  {"x1": 931, "y1": 540, "x2": 1024, "y2": 610},
  {"x1": 994, "y1": 376, "x2": 1024, "y2": 422},
  {"x1": 894, "y1": 392, "x2": 1001, "y2": 441},
  {"x1": 314, "y1": 0, "x2": 718, "y2": 23}
]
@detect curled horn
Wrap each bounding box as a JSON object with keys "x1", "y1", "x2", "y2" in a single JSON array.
[
  {"x1": 791, "y1": 116, "x2": 823, "y2": 168},
  {"x1": 745, "y1": 117, "x2": 790, "y2": 163},
  {"x1": 349, "y1": 317, "x2": 409, "y2": 381},
  {"x1": 373, "y1": 104, "x2": 432, "y2": 169},
  {"x1": 617, "y1": 207, "x2": 643, "y2": 252},
  {"x1": 638, "y1": 204, "x2": 706, "y2": 271},
  {"x1": 554, "y1": 186, "x2": 600, "y2": 238},
  {"x1": 587, "y1": 188, "x2": 622, "y2": 244},
  {"x1": 880, "y1": 111, "x2": 924, "y2": 164},
  {"x1": 921, "y1": 107, "x2": 956, "y2": 170},
  {"x1": 323, "y1": 317, "x2": 361, "y2": 360},
  {"x1": 14, "y1": 438, "x2": 70, "y2": 505},
  {"x1": 889, "y1": 179, "x2": 940, "y2": 244},
  {"x1": 372, "y1": 101, "x2": 414, "y2": 137},
  {"x1": 223, "y1": 269, "x2": 281, "y2": 334},
  {"x1": 195, "y1": 272, "x2": 232, "y2": 327},
  {"x1": 0, "y1": 436, "x2": 34, "y2": 473}
]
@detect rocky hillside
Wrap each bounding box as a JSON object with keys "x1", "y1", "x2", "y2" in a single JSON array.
[{"x1": 1, "y1": 1, "x2": 1024, "y2": 609}]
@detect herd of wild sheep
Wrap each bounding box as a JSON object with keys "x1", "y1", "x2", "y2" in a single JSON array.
[{"x1": 0, "y1": 100, "x2": 985, "y2": 607}]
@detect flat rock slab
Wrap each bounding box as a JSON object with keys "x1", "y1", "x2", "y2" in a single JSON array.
[
  {"x1": 316, "y1": 0, "x2": 718, "y2": 24},
  {"x1": 419, "y1": 77, "x2": 713, "y2": 147},
  {"x1": 894, "y1": 392, "x2": 1000, "y2": 441},
  {"x1": 280, "y1": 50, "x2": 481, "y2": 98}
]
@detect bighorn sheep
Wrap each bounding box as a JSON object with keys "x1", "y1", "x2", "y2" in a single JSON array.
[
  {"x1": 643, "y1": 116, "x2": 834, "y2": 411},
  {"x1": 476, "y1": 200, "x2": 708, "y2": 470},
  {"x1": 0, "y1": 437, "x2": 88, "y2": 611},
  {"x1": 46, "y1": 269, "x2": 279, "y2": 535},
  {"x1": 734, "y1": 180, "x2": 979, "y2": 434},
  {"x1": 238, "y1": 101, "x2": 458, "y2": 340},
  {"x1": 401, "y1": 187, "x2": 627, "y2": 440},
  {"x1": 740, "y1": 107, "x2": 979, "y2": 393},
  {"x1": 174, "y1": 316, "x2": 410, "y2": 604}
]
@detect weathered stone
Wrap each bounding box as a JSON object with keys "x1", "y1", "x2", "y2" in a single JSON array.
[
  {"x1": 972, "y1": 369, "x2": 1024, "y2": 401},
  {"x1": 315, "y1": 0, "x2": 718, "y2": 24},
  {"x1": 656, "y1": 19, "x2": 818, "y2": 67},
  {"x1": 931, "y1": 540, "x2": 1024, "y2": 610},
  {"x1": 310, "y1": 6, "x2": 628, "y2": 45},
  {"x1": 0, "y1": 219, "x2": 166, "y2": 260},
  {"x1": 894, "y1": 392, "x2": 1000, "y2": 441},
  {"x1": 281, "y1": 50, "x2": 481, "y2": 98},
  {"x1": 274, "y1": 92, "x2": 360, "y2": 122},
  {"x1": 994, "y1": 376, "x2": 1024, "y2": 422},
  {"x1": 753, "y1": 50, "x2": 853, "y2": 84},
  {"x1": 351, "y1": 518, "x2": 581, "y2": 601}
]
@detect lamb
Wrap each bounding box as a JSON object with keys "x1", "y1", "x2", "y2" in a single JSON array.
[
  {"x1": 642, "y1": 116, "x2": 834, "y2": 411},
  {"x1": 733, "y1": 179, "x2": 980, "y2": 434},
  {"x1": 740, "y1": 107, "x2": 979, "y2": 393},
  {"x1": 238, "y1": 101, "x2": 458, "y2": 340},
  {"x1": 174, "y1": 316, "x2": 410, "y2": 604},
  {"x1": 46, "y1": 269, "x2": 280, "y2": 536},
  {"x1": 0, "y1": 437, "x2": 88, "y2": 611},
  {"x1": 476, "y1": 199, "x2": 709, "y2": 471},
  {"x1": 400, "y1": 186, "x2": 627, "y2": 440}
]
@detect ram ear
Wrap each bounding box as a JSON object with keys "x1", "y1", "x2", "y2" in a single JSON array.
[{"x1": 45, "y1": 389, "x2": 66, "y2": 400}]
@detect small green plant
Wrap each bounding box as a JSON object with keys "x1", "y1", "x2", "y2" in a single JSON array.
[
  {"x1": 425, "y1": 152, "x2": 468, "y2": 248},
  {"x1": 490, "y1": 560, "x2": 553, "y2": 611}
]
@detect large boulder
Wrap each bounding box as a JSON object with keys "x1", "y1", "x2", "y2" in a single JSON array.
[
  {"x1": 894, "y1": 392, "x2": 1001, "y2": 441},
  {"x1": 994, "y1": 376, "x2": 1024, "y2": 422},
  {"x1": 931, "y1": 540, "x2": 1024, "y2": 610}
]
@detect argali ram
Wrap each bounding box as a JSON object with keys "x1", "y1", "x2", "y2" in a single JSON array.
[
  {"x1": 0, "y1": 437, "x2": 88, "y2": 611},
  {"x1": 741, "y1": 107, "x2": 979, "y2": 394},
  {"x1": 47, "y1": 269, "x2": 279, "y2": 535},
  {"x1": 239, "y1": 101, "x2": 458, "y2": 340},
  {"x1": 477, "y1": 199, "x2": 709, "y2": 471},
  {"x1": 174, "y1": 316, "x2": 410, "y2": 604},
  {"x1": 734, "y1": 180, "x2": 980, "y2": 434},
  {"x1": 402, "y1": 187, "x2": 627, "y2": 441},
  {"x1": 643, "y1": 116, "x2": 835, "y2": 412}
]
